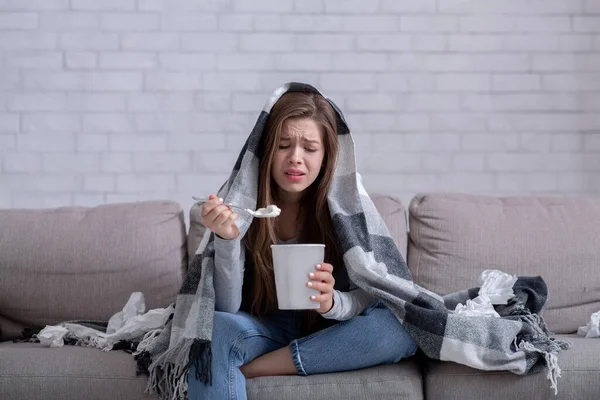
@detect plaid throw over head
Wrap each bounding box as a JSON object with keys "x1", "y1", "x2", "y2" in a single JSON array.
[{"x1": 138, "y1": 82, "x2": 570, "y2": 399}]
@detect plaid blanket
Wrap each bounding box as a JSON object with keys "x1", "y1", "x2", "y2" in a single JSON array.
[{"x1": 138, "y1": 82, "x2": 570, "y2": 399}]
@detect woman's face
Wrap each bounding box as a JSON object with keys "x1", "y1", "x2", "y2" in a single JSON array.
[{"x1": 271, "y1": 117, "x2": 325, "y2": 201}]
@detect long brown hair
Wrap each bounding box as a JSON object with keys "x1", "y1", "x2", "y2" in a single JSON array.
[{"x1": 242, "y1": 91, "x2": 341, "y2": 317}]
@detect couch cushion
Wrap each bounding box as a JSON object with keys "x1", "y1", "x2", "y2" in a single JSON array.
[
  {"x1": 247, "y1": 361, "x2": 423, "y2": 400},
  {"x1": 0, "y1": 342, "x2": 156, "y2": 400},
  {"x1": 407, "y1": 193, "x2": 600, "y2": 334},
  {"x1": 0, "y1": 201, "x2": 186, "y2": 341},
  {"x1": 187, "y1": 194, "x2": 408, "y2": 268},
  {"x1": 423, "y1": 335, "x2": 598, "y2": 400},
  {"x1": 0, "y1": 342, "x2": 422, "y2": 400}
]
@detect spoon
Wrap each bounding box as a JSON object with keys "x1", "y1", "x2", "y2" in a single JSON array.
[{"x1": 192, "y1": 196, "x2": 281, "y2": 218}]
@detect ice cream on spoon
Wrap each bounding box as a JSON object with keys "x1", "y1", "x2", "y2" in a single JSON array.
[
  {"x1": 249, "y1": 204, "x2": 281, "y2": 218},
  {"x1": 192, "y1": 197, "x2": 281, "y2": 218}
]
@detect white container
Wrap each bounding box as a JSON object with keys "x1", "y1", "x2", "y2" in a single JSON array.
[{"x1": 271, "y1": 244, "x2": 325, "y2": 310}]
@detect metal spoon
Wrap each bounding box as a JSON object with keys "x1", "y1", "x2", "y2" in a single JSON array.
[{"x1": 192, "y1": 196, "x2": 281, "y2": 218}]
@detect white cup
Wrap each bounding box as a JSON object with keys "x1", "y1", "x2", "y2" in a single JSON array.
[{"x1": 271, "y1": 244, "x2": 325, "y2": 310}]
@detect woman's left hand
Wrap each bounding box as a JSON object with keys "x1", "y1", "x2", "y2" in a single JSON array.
[{"x1": 307, "y1": 263, "x2": 335, "y2": 314}]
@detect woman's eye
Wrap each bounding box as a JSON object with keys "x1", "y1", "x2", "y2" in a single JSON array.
[
  {"x1": 305, "y1": 148, "x2": 317, "y2": 153},
  {"x1": 278, "y1": 145, "x2": 290, "y2": 150}
]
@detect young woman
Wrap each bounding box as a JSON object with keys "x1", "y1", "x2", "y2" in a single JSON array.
[{"x1": 187, "y1": 89, "x2": 417, "y2": 399}]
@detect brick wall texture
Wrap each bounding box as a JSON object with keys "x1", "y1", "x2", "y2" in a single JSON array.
[{"x1": 1, "y1": 0, "x2": 599, "y2": 211}]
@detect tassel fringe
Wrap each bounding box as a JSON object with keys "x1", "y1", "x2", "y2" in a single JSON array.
[{"x1": 144, "y1": 338, "x2": 212, "y2": 399}]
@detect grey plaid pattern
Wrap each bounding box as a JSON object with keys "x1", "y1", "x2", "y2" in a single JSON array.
[{"x1": 141, "y1": 82, "x2": 570, "y2": 399}]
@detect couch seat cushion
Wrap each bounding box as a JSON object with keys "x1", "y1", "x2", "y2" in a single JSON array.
[
  {"x1": 1, "y1": 342, "x2": 423, "y2": 400},
  {"x1": 0, "y1": 342, "x2": 156, "y2": 400},
  {"x1": 247, "y1": 361, "x2": 423, "y2": 400},
  {"x1": 423, "y1": 335, "x2": 598, "y2": 400}
]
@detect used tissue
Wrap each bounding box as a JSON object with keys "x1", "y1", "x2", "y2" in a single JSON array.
[
  {"x1": 102, "y1": 303, "x2": 173, "y2": 349},
  {"x1": 455, "y1": 294, "x2": 500, "y2": 318},
  {"x1": 478, "y1": 269, "x2": 518, "y2": 305},
  {"x1": 37, "y1": 325, "x2": 69, "y2": 348},
  {"x1": 454, "y1": 269, "x2": 518, "y2": 318},
  {"x1": 577, "y1": 311, "x2": 600, "y2": 338},
  {"x1": 106, "y1": 291, "x2": 145, "y2": 334},
  {"x1": 36, "y1": 292, "x2": 173, "y2": 350}
]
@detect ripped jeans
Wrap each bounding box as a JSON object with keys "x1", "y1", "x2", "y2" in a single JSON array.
[{"x1": 187, "y1": 302, "x2": 417, "y2": 400}]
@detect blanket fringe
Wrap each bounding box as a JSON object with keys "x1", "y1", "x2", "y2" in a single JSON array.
[
  {"x1": 518, "y1": 341, "x2": 561, "y2": 395},
  {"x1": 144, "y1": 338, "x2": 212, "y2": 400},
  {"x1": 134, "y1": 328, "x2": 163, "y2": 355},
  {"x1": 187, "y1": 339, "x2": 213, "y2": 385},
  {"x1": 515, "y1": 313, "x2": 571, "y2": 396},
  {"x1": 497, "y1": 299, "x2": 571, "y2": 395}
]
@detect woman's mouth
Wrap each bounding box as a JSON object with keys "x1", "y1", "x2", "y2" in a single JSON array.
[{"x1": 284, "y1": 171, "x2": 305, "y2": 182}]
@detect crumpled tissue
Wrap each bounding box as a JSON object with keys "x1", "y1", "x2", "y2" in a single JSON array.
[
  {"x1": 478, "y1": 269, "x2": 518, "y2": 305},
  {"x1": 455, "y1": 293, "x2": 500, "y2": 318},
  {"x1": 37, "y1": 292, "x2": 173, "y2": 350},
  {"x1": 37, "y1": 325, "x2": 69, "y2": 348},
  {"x1": 454, "y1": 269, "x2": 518, "y2": 318},
  {"x1": 577, "y1": 310, "x2": 600, "y2": 338},
  {"x1": 107, "y1": 291, "x2": 145, "y2": 334},
  {"x1": 102, "y1": 301, "x2": 173, "y2": 349}
]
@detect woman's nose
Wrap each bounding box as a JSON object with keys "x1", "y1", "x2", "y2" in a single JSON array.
[{"x1": 288, "y1": 147, "x2": 302, "y2": 164}]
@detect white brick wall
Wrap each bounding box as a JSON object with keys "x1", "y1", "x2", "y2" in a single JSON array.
[{"x1": 1, "y1": 0, "x2": 599, "y2": 211}]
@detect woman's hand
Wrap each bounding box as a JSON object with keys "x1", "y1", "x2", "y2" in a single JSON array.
[
  {"x1": 201, "y1": 194, "x2": 239, "y2": 240},
  {"x1": 307, "y1": 263, "x2": 335, "y2": 314}
]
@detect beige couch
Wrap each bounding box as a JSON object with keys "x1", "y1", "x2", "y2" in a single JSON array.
[{"x1": 1, "y1": 193, "x2": 599, "y2": 400}]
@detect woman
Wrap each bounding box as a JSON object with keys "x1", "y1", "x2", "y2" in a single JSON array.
[{"x1": 187, "y1": 87, "x2": 417, "y2": 399}]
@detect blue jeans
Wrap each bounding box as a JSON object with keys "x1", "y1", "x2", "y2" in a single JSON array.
[{"x1": 187, "y1": 302, "x2": 417, "y2": 400}]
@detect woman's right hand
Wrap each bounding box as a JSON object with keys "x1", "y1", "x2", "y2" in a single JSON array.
[{"x1": 201, "y1": 194, "x2": 239, "y2": 240}]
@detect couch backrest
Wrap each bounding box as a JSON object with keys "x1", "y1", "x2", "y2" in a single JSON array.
[
  {"x1": 187, "y1": 194, "x2": 408, "y2": 267},
  {"x1": 407, "y1": 192, "x2": 600, "y2": 334},
  {"x1": 0, "y1": 201, "x2": 186, "y2": 342}
]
